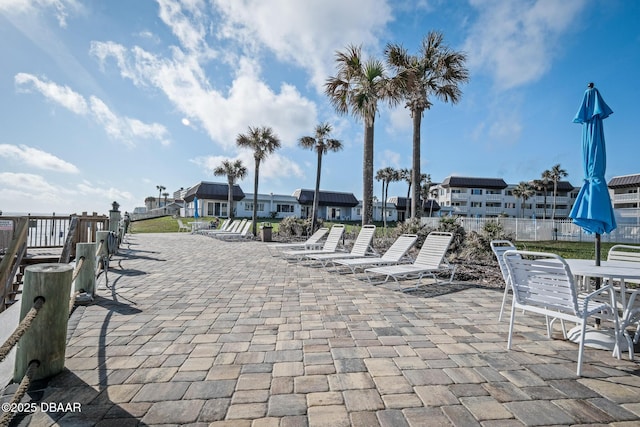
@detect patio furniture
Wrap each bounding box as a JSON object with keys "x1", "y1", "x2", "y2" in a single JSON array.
[
  {"x1": 177, "y1": 218, "x2": 190, "y2": 232},
  {"x1": 503, "y1": 250, "x2": 620, "y2": 376},
  {"x1": 266, "y1": 227, "x2": 329, "y2": 256},
  {"x1": 490, "y1": 239, "x2": 518, "y2": 322},
  {"x1": 304, "y1": 225, "x2": 377, "y2": 267},
  {"x1": 364, "y1": 231, "x2": 455, "y2": 291},
  {"x1": 216, "y1": 221, "x2": 253, "y2": 241},
  {"x1": 329, "y1": 234, "x2": 418, "y2": 274},
  {"x1": 202, "y1": 219, "x2": 244, "y2": 236},
  {"x1": 281, "y1": 224, "x2": 345, "y2": 261}
]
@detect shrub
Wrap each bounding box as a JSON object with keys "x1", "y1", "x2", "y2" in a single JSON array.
[{"x1": 460, "y1": 220, "x2": 515, "y2": 262}]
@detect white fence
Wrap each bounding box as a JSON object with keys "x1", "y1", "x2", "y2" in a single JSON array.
[{"x1": 422, "y1": 217, "x2": 640, "y2": 243}]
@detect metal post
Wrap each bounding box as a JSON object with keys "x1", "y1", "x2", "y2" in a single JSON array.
[{"x1": 14, "y1": 263, "x2": 73, "y2": 382}]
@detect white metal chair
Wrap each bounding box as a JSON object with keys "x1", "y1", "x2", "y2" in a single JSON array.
[
  {"x1": 490, "y1": 240, "x2": 518, "y2": 322},
  {"x1": 330, "y1": 234, "x2": 418, "y2": 273},
  {"x1": 503, "y1": 250, "x2": 620, "y2": 376},
  {"x1": 305, "y1": 225, "x2": 377, "y2": 266},
  {"x1": 364, "y1": 231, "x2": 455, "y2": 291},
  {"x1": 177, "y1": 218, "x2": 190, "y2": 232},
  {"x1": 216, "y1": 221, "x2": 253, "y2": 241}
]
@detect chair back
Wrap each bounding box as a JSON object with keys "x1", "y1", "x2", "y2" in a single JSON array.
[
  {"x1": 219, "y1": 218, "x2": 231, "y2": 230},
  {"x1": 414, "y1": 232, "x2": 453, "y2": 268},
  {"x1": 322, "y1": 224, "x2": 345, "y2": 251},
  {"x1": 349, "y1": 225, "x2": 376, "y2": 256},
  {"x1": 608, "y1": 244, "x2": 640, "y2": 263},
  {"x1": 230, "y1": 219, "x2": 246, "y2": 233},
  {"x1": 503, "y1": 250, "x2": 579, "y2": 315},
  {"x1": 305, "y1": 227, "x2": 329, "y2": 244},
  {"x1": 490, "y1": 240, "x2": 517, "y2": 285},
  {"x1": 238, "y1": 221, "x2": 252, "y2": 236},
  {"x1": 380, "y1": 234, "x2": 418, "y2": 262}
]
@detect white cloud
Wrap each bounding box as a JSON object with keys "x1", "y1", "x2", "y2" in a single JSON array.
[
  {"x1": 191, "y1": 151, "x2": 303, "y2": 184},
  {"x1": 378, "y1": 150, "x2": 402, "y2": 169},
  {"x1": 15, "y1": 73, "x2": 170, "y2": 147},
  {"x1": 0, "y1": 0, "x2": 81, "y2": 28},
  {"x1": 15, "y1": 72, "x2": 88, "y2": 115},
  {"x1": 76, "y1": 181, "x2": 134, "y2": 202},
  {"x1": 213, "y1": 0, "x2": 393, "y2": 90},
  {"x1": 464, "y1": 0, "x2": 586, "y2": 90},
  {"x1": 0, "y1": 172, "x2": 59, "y2": 193},
  {"x1": 0, "y1": 144, "x2": 79, "y2": 173}
]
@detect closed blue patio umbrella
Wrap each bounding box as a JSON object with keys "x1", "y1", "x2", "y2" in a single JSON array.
[
  {"x1": 569, "y1": 83, "x2": 616, "y2": 265},
  {"x1": 194, "y1": 196, "x2": 199, "y2": 218}
]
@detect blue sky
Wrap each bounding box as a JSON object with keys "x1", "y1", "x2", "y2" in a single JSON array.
[{"x1": 1, "y1": 0, "x2": 639, "y2": 215}]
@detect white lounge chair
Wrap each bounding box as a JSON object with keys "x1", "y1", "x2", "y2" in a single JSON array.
[
  {"x1": 330, "y1": 234, "x2": 418, "y2": 273},
  {"x1": 177, "y1": 218, "x2": 190, "y2": 232},
  {"x1": 490, "y1": 240, "x2": 518, "y2": 322},
  {"x1": 203, "y1": 219, "x2": 244, "y2": 236},
  {"x1": 216, "y1": 221, "x2": 253, "y2": 241},
  {"x1": 364, "y1": 231, "x2": 455, "y2": 291},
  {"x1": 281, "y1": 224, "x2": 345, "y2": 261},
  {"x1": 503, "y1": 250, "x2": 619, "y2": 376},
  {"x1": 266, "y1": 227, "x2": 329, "y2": 256},
  {"x1": 305, "y1": 225, "x2": 377, "y2": 267}
]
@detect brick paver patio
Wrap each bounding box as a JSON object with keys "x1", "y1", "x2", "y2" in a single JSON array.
[{"x1": 3, "y1": 232, "x2": 640, "y2": 426}]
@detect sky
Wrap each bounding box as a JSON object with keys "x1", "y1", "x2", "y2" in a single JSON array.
[{"x1": 1, "y1": 0, "x2": 639, "y2": 216}]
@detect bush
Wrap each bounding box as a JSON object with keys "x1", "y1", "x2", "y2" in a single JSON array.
[
  {"x1": 277, "y1": 217, "x2": 314, "y2": 237},
  {"x1": 460, "y1": 220, "x2": 515, "y2": 262}
]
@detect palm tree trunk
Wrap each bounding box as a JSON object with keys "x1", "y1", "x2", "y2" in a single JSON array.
[
  {"x1": 362, "y1": 122, "x2": 375, "y2": 225},
  {"x1": 552, "y1": 182, "x2": 558, "y2": 220},
  {"x1": 411, "y1": 113, "x2": 422, "y2": 219},
  {"x1": 252, "y1": 159, "x2": 260, "y2": 236},
  {"x1": 227, "y1": 179, "x2": 234, "y2": 220},
  {"x1": 383, "y1": 181, "x2": 389, "y2": 228},
  {"x1": 312, "y1": 150, "x2": 322, "y2": 231},
  {"x1": 543, "y1": 189, "x2": 547, "y2": 220},
  {"x1": 405, "y1": 183, "x2": 411, "y2": 220}
]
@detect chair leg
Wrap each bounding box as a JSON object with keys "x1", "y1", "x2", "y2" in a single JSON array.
[
  {"x1": 498, "y1": 283, "x2": 510, "y2": 322},
  {"x1": 507, "y1": 305, "x2": 517, "y2": 350},
  {"x1": 576, "y1": 321, "x2": 588, "y2": 376}
]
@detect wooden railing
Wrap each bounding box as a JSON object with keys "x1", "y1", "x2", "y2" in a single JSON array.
[{"x1": 0, "y1": 213, "x2": 108, "y2": 312}]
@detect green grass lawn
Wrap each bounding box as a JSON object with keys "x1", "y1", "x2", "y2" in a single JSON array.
[{"x1": 129, "y1": 216, "x2": 617, "y2": 261}]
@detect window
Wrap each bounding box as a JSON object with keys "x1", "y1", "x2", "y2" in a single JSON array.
[
  {"x1": 486, "y1": 189, "x2": 501, "y2": 195},
  {"x1": 486, "y1": 202, "x2": 501, "y2": 208},
  {"x1": 451, "y1": 189, "x2": 464, "y2": 194},
  {"x1": 355, "y1": 208, "x2": 361, "y2": 216},
  {"x1": 277, "y1": 204, "x2": 295, "y2": 213},
  {"x1": 505, "y1": 190, "x2": 513, "y2": 196},
  {"x1": 471, "y1": 201, "x2": 482, "y2": 208},
  {"x1": 504, "y1": 203, "x2": 516, "y2": 209},
  {"x1": 471, "y1": 189, "x2": 483, "y2": 195},
  {"x1": 245, "y1": 202, "x2": 265, "y2": 211}
]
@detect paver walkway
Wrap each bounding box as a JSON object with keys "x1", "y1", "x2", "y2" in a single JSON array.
[{"x1": 3, "y1": 232, "x2": 640, "y2": 426}]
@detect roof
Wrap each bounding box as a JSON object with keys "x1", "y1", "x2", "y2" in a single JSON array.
[
  {"x1": 526, "y1": 180, "x2": 575, "y2": 192},
  {"x1": 441, "y1": 176, "x2": 508, "y2": 189},
  {"x1": 292, "y1": 189, "x2": 359, "y2": 207},
  {"x1": 388, "y1": 197, "x2": 440, "y2": 211},
  {"x1": 184, "y1": 182, "x2": 245, "y2": 202},
  {"x1": 609, "y1": 174, "x2": 640, "y2": 188}
]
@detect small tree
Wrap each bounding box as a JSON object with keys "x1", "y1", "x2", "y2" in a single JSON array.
[
  {"x1": 213, "y1": 159, "x2": 248, "y2": 220},
  {"x1": 375, "y1": 167, "x2": 399, "y2": 228},
  {"x1": 512, "y1": 182, "x2": 534, "y2": 218}
]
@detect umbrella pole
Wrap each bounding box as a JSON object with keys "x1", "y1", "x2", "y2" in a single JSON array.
[{"x1": 595, "y1": 233, "x2": 602, "y2": 328}]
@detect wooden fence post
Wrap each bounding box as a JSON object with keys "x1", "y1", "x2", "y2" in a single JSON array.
[
  {"x1": 74, "y1": 242, "x2": 97, "y2": 296},
  {"x1": 14, "y1": 263, "x2": 72, "y2": 382}
]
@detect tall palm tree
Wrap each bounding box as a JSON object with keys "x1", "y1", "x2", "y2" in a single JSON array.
[
  {"x1": 532, "y1": 169, "x2": 552, "y2": 220},
  {"x1": 375, "y1": 167, "x2": 399, "y2": 228},
  {"x1": 213, "y1": 159, "x2": 248, "y2": 220},
  {"x1": 298, "y1": 122, "x2": 343, "y2": 232},
  {"x1": 325, "y1": 44, "x2": 399, "y2": 225},
  {"x1": 156, "y1": 185, "x2": 165, "y2": 209},
  {"x1": 385, "y1": 32, "x2": 468, "y2": 219},
  {"x1": 236, "y1": 126, "x2": 281, "y2": 236},
  {"x1": 398, "y1": 168, "x2": 412, "y2": 219},
  {"x1": 550, "y1": 164, "x2": 568, "y2": 220},
  {"x1": 512, "y1": 182, "x2": 534, "y2": 218}
]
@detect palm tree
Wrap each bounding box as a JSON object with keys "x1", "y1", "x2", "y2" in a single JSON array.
[
  {"x1": 236, "y1": 126, "x2": 281, "y2": 236},
  {"x1": 532, "y1": 169, "x2": 552, "y2": 219},
  {"x1": 398, "y1": 168, "x2": 412, "y2": 219},
  {"x1": 156, "y1": 185, "x2": 165, "y2": 209},
  {"x1": 325, "y1": 44, "x2": 400, "y2": 225},
  {"x1": 298, "y1": 122, "x2": 343, "y2": 232},
  {"x1": 213, "y1": 159, "x2": 248, "y2": 220},
  {"x1": 550, "y1": 164, "x2": 568, "y2": 220},
  {"x1": 385, "y1": 32, "x2": 469, "y2": 219},
  {"x1": 512, "y1": 182, "x2": 534, "y2": 218},
  {"x1": 375, "y1": 167, "x2": 399, "y2": 228}
]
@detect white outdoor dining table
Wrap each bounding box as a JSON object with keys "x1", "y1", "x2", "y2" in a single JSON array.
[{"x1": 565, "y1": 258, "x2": 640, "y2": 358}]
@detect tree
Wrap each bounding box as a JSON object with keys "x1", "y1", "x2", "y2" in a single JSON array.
[
  {"x1": 236, "y1": 126, "x2": 281, "y2": 236},
  {"x1": 385, "y1": 32, "x2": 468, "y2": 219},
  {"x1": 325, "y1": 44, "x2": 399, "y2": 225},
  {"x1": 298, "y1": 122, "x2": 343, "y2": 232},
  {"x1": 512, "y1": 182, "x2": 534, "y2": 218},
  {"x1": 162, "y1": 192, "x2": 169, "y2": 208},
  {"x1": 398, "y1": 168, "x2": 412, "y2": 219},
  {"x1": 213, "y1": 159, "x2": 248, "y2": 220},
  {"x1": 532, "y1": 169, "x2": 552, "y2": 220},
  {"x1": 156, "y1": 185, "x2": 165, "y2": 209},
  {"x1": 549, "y1": 164, "x2": 568, "y2": 220},
  {"x1": 375, "y1": 167, "x2": 399, "y2": 228}
]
